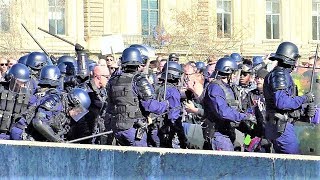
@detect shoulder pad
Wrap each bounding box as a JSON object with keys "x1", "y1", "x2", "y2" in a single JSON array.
[
  {"x1": 40, "y1": 94, "x2": 61, "y2": 111},
  {"x1": 134, "y1": 74, "x2": 155, "y2": 100},
  {"x1": 270, "y1": 67, "x2": 288, "y2": 91}
]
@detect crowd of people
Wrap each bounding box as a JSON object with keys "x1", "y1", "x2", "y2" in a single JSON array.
[{"x1": 0, "y1": 41, "x2": 318, "y2": 155}]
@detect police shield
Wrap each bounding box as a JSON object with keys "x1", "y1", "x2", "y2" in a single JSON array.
[{"x1": 295, "y1": 121, "x2": 320, "y2": 155}]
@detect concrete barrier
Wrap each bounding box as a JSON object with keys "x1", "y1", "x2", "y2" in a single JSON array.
[{"x1": 0, "y1": 140, "x2": 319, "y2": 179}]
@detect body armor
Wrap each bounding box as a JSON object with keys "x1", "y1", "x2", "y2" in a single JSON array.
[
  {"x1": 203, "y1": 79, "x2": 239, "y2": 142},
  {"x1": 108, "y1": 73, "x2": 144, "y2": 130},
  {"x1": 0, "y1": 84, "x2": 31, "y2": 133}
]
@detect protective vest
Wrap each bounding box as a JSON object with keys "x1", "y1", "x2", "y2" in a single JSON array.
[
  {"x1": 204, "y1": 79, "x2": 238, "y2": 142},
  {"x1": 211, "y1": 79, "x2": 240, "y2": 110},
  {"x1": 108, "y1": 73, "x2": 144, "y2": 130},
  {"x1": 0, "y1": 85, "x2": 31, "y2": 133}
]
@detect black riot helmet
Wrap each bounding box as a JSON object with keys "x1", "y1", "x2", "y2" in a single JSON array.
[
  {"x1": 211, "y1": 57, "x2": 238, "y2": 79},
  {"x1": 7, "y1": 63, "x2": 31, "y2": 93},
  {"x1": 129, "y1": 44, "x2": 149, "y2": 64},
  {"x1": 269, "y1": 42, "x2": 301, "y2": 66},
  {"x1": 121, "y1": 47, "x2": 143, "y2": 66},
  {"x1": 57, "y1": 55, "x2": 76, "y2": 65},
  {"x1": 38, "y1": 65, "x2": 61, "y2": 87},
  {"x1": 168, "y1": 53, "x2": 179, "y2": 62},
  {"x1": 160, "y1": 61, "x2": 182, "y2": 81}
]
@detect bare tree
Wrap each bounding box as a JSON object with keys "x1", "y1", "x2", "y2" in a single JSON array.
[{"x1": 153, "y1": 1, "x2": 250, "y2": 61}]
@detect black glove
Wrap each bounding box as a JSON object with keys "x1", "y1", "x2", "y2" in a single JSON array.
[
  {"x1": 306, "y1": 103, "x2": 316, "y2": 117},
  {"x1": 238, "y1": 115, "x2": 257, "y2": 135},
  {"x1": 288, "y1": 109, "x2": 301, "y2": 118},
  {"x1": 75, "y1": 43, "x2": 84, "y2": 52},
  {"x1": 305, "y1": 92, "x2": 315, "y2": 103},
  {"x1": 243, "y1": 115, "x2": 257, "y2": 127}
]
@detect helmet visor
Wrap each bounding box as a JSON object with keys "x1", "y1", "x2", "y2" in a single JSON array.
[
  {"x1": 9, "y1": 78, "x2": 31, "y2": 93},
  {"x1": 69, "y1": 105, "x2": 89, "y2": 122}
]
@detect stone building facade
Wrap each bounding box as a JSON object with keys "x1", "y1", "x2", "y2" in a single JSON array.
[{"x1": 0, "y1": 0, "x2": 319, "y2": 62}]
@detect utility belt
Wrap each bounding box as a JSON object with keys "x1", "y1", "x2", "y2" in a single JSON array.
[
  {"x1": 204, "y1": 118, "x2": 236, "y2": 143},
  {"x1": 266, "y1": 111, "x2": 293, "y2": 134}
]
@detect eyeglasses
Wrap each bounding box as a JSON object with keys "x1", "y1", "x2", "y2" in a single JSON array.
[
  {"x1": 0, "y1": 63, "x2": 8, "y2": 66},
  {"x1": 95, "y1": 75, "x2": 110, "y2": 79},
  {"x1": 106, "y1": 58, "x2": 113, "y2": 62}
]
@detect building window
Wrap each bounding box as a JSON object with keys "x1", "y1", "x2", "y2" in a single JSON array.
[
  {"x1": 312, "y1": 0, "x2": 320, "y2": 40},
  {"x1": 49, "y1": 0, "x2": 66, "y2": 35},
  {"x1": 0, "y1": 0, "x2": 10, "y2": 32},
  {"x1": 141, "y1": 0, "x2": 159, "y2": 36},
  {"x1": 217, "y1": 0, "x2": 231, "y2": 38},
  {"x1": 266, "y1": 0, "x2": 280, "y2": 39}
]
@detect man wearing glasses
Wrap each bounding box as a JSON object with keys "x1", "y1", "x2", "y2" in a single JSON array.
[{"x1": 0, "y1": 57, "x2": 8, "y2": 81}]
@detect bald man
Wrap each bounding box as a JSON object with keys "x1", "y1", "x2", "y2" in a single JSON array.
[
  {"x1": 70, "y1": 65, "x2": 110, "y2": 144},
  {"x1": 93, "y1": 66, "x2": 110, "y2": 88}
]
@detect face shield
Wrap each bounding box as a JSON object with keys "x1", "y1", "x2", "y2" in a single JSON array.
[
  {"x1": 68, "y1": 93, "x2": 89, "y2": 122},
  {"x1": 8, "y1": 77, "x2": 31, "y2": 94}
]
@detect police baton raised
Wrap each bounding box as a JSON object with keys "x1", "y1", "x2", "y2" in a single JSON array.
[
  {"x1": 21, "y1": 23, "x2": 56, "y2": 64},
  {"x1": 67, "y1": 130, "x2": 113, "y2": 143},
  {"x1": 310, "y1": 44, "x2": 319, "y2": 92},
  {"x1": 38, "y1": 27, "x2": 75, "y2": 46}
]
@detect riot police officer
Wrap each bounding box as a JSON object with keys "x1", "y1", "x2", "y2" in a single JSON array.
[
  {"x1": 203, "y1": 57, "x2": 257, "y2": 151},
  {"x1": 25, "y1": 52, "x2": 49, "y2": 93},
  {"x1": 0, "y1": 63, "x2": 33, "y2": 140},
  {"x1": 264, "y1": 42, "x2": 315, "y2": 154},
  {"x1": 31, "y1": 65, "x2": 91, "y2": 142},
  {"x1": 107, "y1": 47, "x2": 168, "y2": 147},
  {"x1": 155, "y1": 61, "x2": 187, "y2": 149}
]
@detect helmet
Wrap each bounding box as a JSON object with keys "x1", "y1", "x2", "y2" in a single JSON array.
[
  {"x1": 230, "y1": 53, "x2": 242, "y2": 63},
  {"x1": 68, "y1": 88, "x2": 91, "y2": 109},
  {"x1": 160, "y1": 61, "x2": 182, "y2": 80},
  {"x1": 252, "y1": 56, "x2": 264, "y2": 66},
  {"x1": 7, "y1": 63, "x2": 30, "y2": 93},
  {"x1": 26, "y1": 52, "x2": 48, "y2": 70},
  {"x1": 38, "y1": 65, "x2": 61, "y2": 86},
  {"x1": 18, "y1": 54, "x2": 29, "y2": 65},
  {"x1": 211, "y1": 57, "x2": 238, "y2": 78},
  {"x1": 57, "y1": 55, "x2": 76, "y2": 65},
  {"x1": 58, "y1": 62, "x2": 77, "y2": 76},
  {"x1": 129, "y1": 44, "x2": 149, "y2": 63},
  {"x1": 87, "y1": 59, "x2": 97, "y2": 72},
  {"x1": 269, "y1": 42, "x2": 300, "y2": 66},
  {"x1": 195, "y1": 61, "x2": 206, "y2": 71},
  {"x1": 67, "y1": 88, "x2": 91, "y2": 121},
  {"x1": 121, "y1": 47, "x2": 143, "y2": 66},
  {"x1": 168, "y1": 53, "x2": 179, "y2": 62}
]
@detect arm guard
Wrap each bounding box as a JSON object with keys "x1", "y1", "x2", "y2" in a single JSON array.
[
  {"x1": 135, "y1": 75, "x2": 155, "y2": 100},
  {"x1": 270, "y1": 68, "x2": 288, "y2": 91},
  {"x1": 32, "y1": 111, "x2": 62, "y2": 142}
]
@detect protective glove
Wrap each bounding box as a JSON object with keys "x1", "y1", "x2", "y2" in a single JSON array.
[
  {"x1": 306, "y1": 103, "x2": 316, "y2": 117},
  {"x1": 243, "y1": 115, "x2": 257, "y2": 127},
  {"x1": 288, "y1": 109, "x2": 301, "y2": 118},
  {"x1": 238, "y1": 115, "x2": 257, "y2": 135},
  {"x1": 305, "y1": 92, "x2": 315, "y2": 103},
  {"x1": 75, "y1": 43, "x2": 84, "y2": 52}
]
